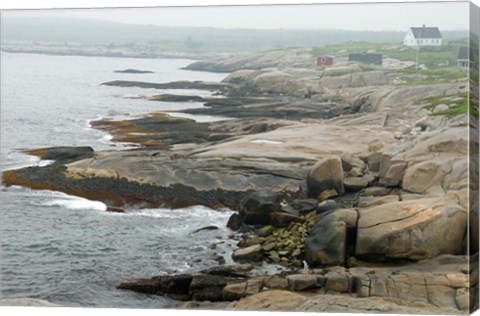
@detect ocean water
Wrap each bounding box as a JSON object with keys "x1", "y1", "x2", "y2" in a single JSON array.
[{"x1": 0, "y1": 52, "x2": 237, "y2": 308}]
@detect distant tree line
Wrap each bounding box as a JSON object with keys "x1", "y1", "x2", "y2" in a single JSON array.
[{"x1": 2, "y1": 17, "x2": 468, "y2": 54}]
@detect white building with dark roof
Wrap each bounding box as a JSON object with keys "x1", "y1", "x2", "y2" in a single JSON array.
[{"x1": 403, "y1": 25, "x2": 442, "y2": 47}]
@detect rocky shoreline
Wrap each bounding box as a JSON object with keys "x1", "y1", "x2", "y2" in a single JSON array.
[{"x1": 2, "y1": 50, "x2": 478, "y2": 313}]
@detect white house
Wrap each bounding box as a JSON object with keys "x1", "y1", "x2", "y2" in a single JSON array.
[{"x1": 404, "y1": 25, "x2": 442, "y2": 47}]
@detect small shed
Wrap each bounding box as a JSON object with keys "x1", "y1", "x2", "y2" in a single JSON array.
[
  {"x1": 457, "y1": 46, "x2": 470, "y2": 68},
  {"x1": 316, "y1": 56, "x2": 334, "y2": 66},
  {"x1": 348, "y1": 53, "x2": 383, "y2": 65}
]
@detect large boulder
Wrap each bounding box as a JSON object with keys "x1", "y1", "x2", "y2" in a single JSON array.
[
  {"x1": 402, "y1": 160, "x2": 450, "y2": 193},
  {"x1": 227, "y1": 213, "x2": 244, "y2": 231},
  {"x1": 240, "y1": 192, "x2": 280, "y2": 225},
  {"x1": 307, "y1": 156, "x2": 344, "y2": 200},
  {"x1": 356, "y1": 197, "x2": 467, "y2": 261},
  {"x1": 305, "y1": 208, "x2": 358, "y2": 267}
]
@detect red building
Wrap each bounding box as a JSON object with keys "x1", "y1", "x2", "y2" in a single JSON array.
[{"x1": 316, "y1": 56, "x2": 334, "y2": 66}]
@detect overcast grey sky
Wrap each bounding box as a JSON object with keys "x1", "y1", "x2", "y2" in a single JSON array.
[{"x1": 4, "y1": 1, "x2": 470, "y2": 31}]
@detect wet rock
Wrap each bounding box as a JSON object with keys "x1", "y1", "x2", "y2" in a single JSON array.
[
  {"x1": 316, "y1": 200, "x2": 341, "y2": 214},
  {"x1": 159, "y1": 274, "x2": 193, "y2": 297},
  {"x1": 270, "y1": 212, "x2": 305, "y2": 227},
  {"x1": 114, "y1": 69, "x2": 154, "y2": 74},
  {"x1": 192, "y1": 225, "x2": 219, "y2": 234},
  {"x1": 117, "y1": 277, "x2": 161, "y2": 294},
  {"x1": 190, "y1": 275, "x2": 228, "y2": 302},
  {"x1": 305, "y1": 220, "x2": 346, "y2": 267},
  {"x1": 106, "y1": 206, "x2": 125, "y2": 213},
  {"x1": 117, "y1": 274, "x2": 194, "y2": 298},
  {"x1": 305, "y1": 208, "x2": 358, "y2": 267},
  {"x1": 238, "y1": 236, "x2": 265, "y2": 248},
  {"x1": 279, "y1": 204, "x2": 300, "y2": 216},
  {"x1": 258, "y1": 225, "x2": 274, "y2": 237},
  {"x1": 307, "y1": 156, "x2": 345, "y2": 199},
  {"x1": 200, "y1": 264, "x2": 254, "y2": 278},
  {"x1": 269, "y1": 250, "x2": 280, "y2": 263},
  {"x1": 232, "y1": 244, "x2": 264, "y2": 262},
  {"x1": 291, "y1": 199, "x2": 318, "y2": 214},
  {"x1": 240, "y1": 192, "x2": 279, "y2": 225},
  {"x1": 226, "y1": 213, "x2": 244, "y2": 231},
  {"x1": 27, "y1": 146, "x2": 95, "y2": 164},
  {"x1": 262, "y1": 242, "x2": 276, "y2": 252},
  {"x1": 101, "y1": 80, "x2": 231, "y2": 93},
  {"x1": 149, "y1": 94, "x2": 204, "y2": 102},
  {"x1": 210, "y1": 255, "x2": 226, "y2": 265}
]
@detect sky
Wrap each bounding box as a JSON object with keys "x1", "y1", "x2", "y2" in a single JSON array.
[{"x1": 2, "y1": 0, "x2": 472, "y2": 31}]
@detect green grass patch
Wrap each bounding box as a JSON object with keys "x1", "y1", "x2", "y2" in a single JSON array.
[
  {"x1": 433, "y1": 98, "x2": 469, "y2": 118},
  {"x1": 311, "y1": 39, "x2": 468, "y2": 69},
  {"x1": 393, "y1": 68, "x2": 468, "y2": 86},
  {"x1": 420, "y1": 92, "x2": 478, "y2": 118}
]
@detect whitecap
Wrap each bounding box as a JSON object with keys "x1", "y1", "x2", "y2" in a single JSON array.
[
  {"x1": 2, "y1": 154, "x2": 54, "y2": 171},
  {"x1": 121, "y1": 206, "x2": 233, "y2": 227},
  {"x1": 100, "y1": 134, "x2": 113, "y2": 143},
  {"x1": 37, "y1": 160, "x2": 54, "y2": 167},
  {"x1": 41, "y1": 196, "x2": 106, "y2": 212},
  {"x1": 0, "y1": 298, "x2": 61, "y2": 307}
]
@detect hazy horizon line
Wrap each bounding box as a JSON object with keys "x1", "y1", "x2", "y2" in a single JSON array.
[{"x1": 3, "y1": 15, "x2": 470, "y2": 33}]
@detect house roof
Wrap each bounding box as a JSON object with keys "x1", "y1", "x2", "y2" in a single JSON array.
[
  {"x1": 410, "y1": 26, "x2": 442, "y2": 39},
  {"x1": 457, "y1": 46, "x2": 470, "y2": 60}
]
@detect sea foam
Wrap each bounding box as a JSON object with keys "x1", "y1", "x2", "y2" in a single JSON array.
[{"x1": 41, "y1": 196, "x2": 107, "y2": 212}]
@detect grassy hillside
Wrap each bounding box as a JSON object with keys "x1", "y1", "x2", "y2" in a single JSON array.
[{"x1": 312, "y1": 38, "x2": 469, "y2": 68}]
